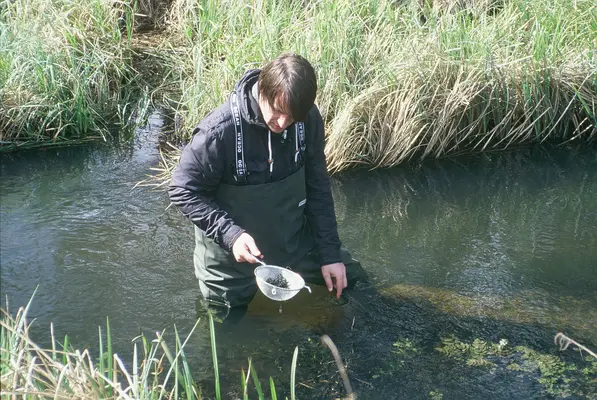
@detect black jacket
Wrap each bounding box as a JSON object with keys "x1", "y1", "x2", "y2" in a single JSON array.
[{"x1": 168, "y1": 69, "x2": 342, "y2": 265}]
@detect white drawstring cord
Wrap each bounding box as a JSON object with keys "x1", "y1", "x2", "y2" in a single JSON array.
[
  {"x1": 268, "y1": 131, "x2": 273, "y2": 173},
  {"x1": 294, "y1": 128, "x2": 299, "y2": 163}
]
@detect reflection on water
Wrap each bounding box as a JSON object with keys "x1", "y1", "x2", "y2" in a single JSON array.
[{"x1": 1, "y1": 118, "x2": 596, "y2": 399}]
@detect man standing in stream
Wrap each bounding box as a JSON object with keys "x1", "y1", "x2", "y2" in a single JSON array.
[{"x1": 168, "y1": 53, "x2": 366, "y2": 310}]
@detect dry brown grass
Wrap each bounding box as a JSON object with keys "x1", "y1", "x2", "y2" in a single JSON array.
[{"x1": 325, "y1": 60, "x2": 596, "y2": 173}]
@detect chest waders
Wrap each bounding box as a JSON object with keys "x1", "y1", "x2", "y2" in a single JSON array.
[{"x1": 194, "y1": 92, "x2": 313, "y2": 308}]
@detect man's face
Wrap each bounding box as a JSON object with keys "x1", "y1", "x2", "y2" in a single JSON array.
[{"x1": 258, "y1": 94, "x2": 294, "y2": 133}]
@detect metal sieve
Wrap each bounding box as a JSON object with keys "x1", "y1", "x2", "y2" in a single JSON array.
[{"x1": 254, "y1": 263, "x2": 312, "y2": 301}]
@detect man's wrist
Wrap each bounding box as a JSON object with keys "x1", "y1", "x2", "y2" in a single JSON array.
[
  {"x1": 321, "y1": 260, "x2": 342, "y2": 267},
  {"x1": 222, "y1": 225, "x2": 245, "y2": 251}
]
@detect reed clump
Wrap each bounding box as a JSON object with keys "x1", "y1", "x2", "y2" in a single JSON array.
[
  {"x1": 0, "y1": 0, "x2": 147, "y2": 150},
  {"x1": 162, "y1": 0, "x2": 596, "y2": 173},
  {"x1": 1, "y1": 296, "x2": 203, "y2": 398},
  {"x1": 2, "y1": 0, "x2": 595, "y2": 168},
  {"x1": 1, "y1": 294, "x2": 308, "y2": 400}
]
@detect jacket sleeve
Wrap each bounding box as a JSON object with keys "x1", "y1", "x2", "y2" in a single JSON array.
[
  {"x1": 304, "y1": 107, "x2": 342, "y2": 265},
  {"x1": 168, "y1": 126, "x2": 245, "y2": 251}
]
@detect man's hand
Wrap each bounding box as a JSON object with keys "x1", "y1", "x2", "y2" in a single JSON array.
[
  {"x1": 232, "y1": 232, "x2": 263, "y2": 263},
  {"x1": 321, "y1": 262, "x2": 347, "y2": 299}
]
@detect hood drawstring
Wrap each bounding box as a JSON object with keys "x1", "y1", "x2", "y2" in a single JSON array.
[
  {"x1": 269, "y1": 128, "x2": 300, "y2": 174},
  {"x1": 294, "y1": 128, "x2": 299, "y2": 163},
  {"x1": 268, "y1": 131, "x2": 273, "y2": 174}
]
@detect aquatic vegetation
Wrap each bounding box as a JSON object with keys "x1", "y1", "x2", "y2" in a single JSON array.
[
  {"x1": 436, "y1": 336, "x2": 597, "y2": 399},
  {"x1": 435, "y1": 336, "x2": 509, "y2": 367},
  {"x1": 392, "y1": 338, "x2": 420, "y2": 357},
  {"x1": 372, "y1": 338, "x2": 422, "y2": 378},
  {"x1": 429, "y1": 390, "x2": 445, "y2": 400}
]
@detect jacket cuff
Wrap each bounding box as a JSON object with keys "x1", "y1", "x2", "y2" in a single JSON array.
[
  {"x1": 222, "y1": 225, "x2": 245, "y2": 251},
  {"x1": 319, "y1": 247, "x2": 342, "y2": 266}
]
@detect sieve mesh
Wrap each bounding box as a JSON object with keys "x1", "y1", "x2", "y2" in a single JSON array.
[{"x1": 254, "y1": 265, "x2": 311, "y2": 301}]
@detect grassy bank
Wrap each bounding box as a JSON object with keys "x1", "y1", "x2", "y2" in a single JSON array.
[
  {"x1": 1, "y1": 0, "x2": 596, "y2": 170},
  {"x1": 161, "y1": 0, "x2": 596, "y2": 172},
  {"x1": 0, "y1": 0, "x2": 148, "y2": 151}
]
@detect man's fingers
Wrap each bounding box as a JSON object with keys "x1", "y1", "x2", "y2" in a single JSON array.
[
  {"x1": 241, "y1": 248, "x2": 256, "y2": 263},
  {"x1": 334, "y1": 271, "x2": 344, "y2": 299},
  {"x1": 335, "y1": 282, "x2": 343, "y2": 299},
  {"x1": 322, "y1": 269, "x2": 333, "y2": 292},
  {"x1": 232, "y1": 233, "x2": 263, "y2": 263},
  {"x1": 246, "y1": 238, "x2": 262, "y2": 258}
]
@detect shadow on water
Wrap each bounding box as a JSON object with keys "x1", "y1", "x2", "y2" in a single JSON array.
[{"x1": 1, "y1": 112, "x2": 596, "y2": 400}]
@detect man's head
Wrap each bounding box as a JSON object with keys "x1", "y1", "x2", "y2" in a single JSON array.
[{"x1": 257, "y1": 53, "x2": 317, "y2": 133}]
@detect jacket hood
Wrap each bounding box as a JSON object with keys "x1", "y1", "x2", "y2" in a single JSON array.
[{"x1": 233, "y1": 69, "x2": 267, "y2": 129}]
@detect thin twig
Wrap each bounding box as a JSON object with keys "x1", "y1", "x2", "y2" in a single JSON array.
[
  {"x1": 554, "y1": 332, "x2": 597, "y2": 360},
  {"x1": 320, "y1": 335, "x2": 356, "y2": 400}
]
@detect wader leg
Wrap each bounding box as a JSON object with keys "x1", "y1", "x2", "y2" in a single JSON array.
[
  {"x1": 195, "y1": 296, "x2": 249, "y2": 324},
  {"x1": 194, "y1": 226, "x2": 258, "y2": 308}
]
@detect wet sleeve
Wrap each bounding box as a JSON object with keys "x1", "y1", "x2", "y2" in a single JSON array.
[
  {"x1": 168, "y1": 127, "x2": 245, "y2": 251},
  {"x1": 304, "y1": 108, "x2": 342, "y2": 265}
]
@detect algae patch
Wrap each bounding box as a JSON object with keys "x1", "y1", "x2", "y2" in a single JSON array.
[
  {"x1": 435, "y1": 336, "x2": 597, "y2": 399},
  {"x1": 380, "y1": 284, "x2": 597, "y2": 341}
]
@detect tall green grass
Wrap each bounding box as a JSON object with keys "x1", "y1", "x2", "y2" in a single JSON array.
[
  {"x1": 0, "y1": 0, "x2": 147, "y2": 150},
  {"x1": 2, "y1": 0, "x2": 594, "y2": 169},
  {"x1": 161, "y1": 0, "x2": 596, "y2": 172},
  {"x1": 0, "y1": 294, "x2": 304, "y2": 399}
]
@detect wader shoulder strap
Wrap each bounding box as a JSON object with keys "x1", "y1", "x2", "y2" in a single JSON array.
[
  {"x1": 294, "y1": 122, "x2": 306, "y2": 164},
  {"x1": 232, "y1": 90, "x2": 307, "y2": 172},
  {"x1": 230, "y1": 91, "x2": 247, "y2": 182}
]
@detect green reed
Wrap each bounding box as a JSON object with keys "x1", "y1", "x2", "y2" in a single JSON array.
[
  {"x1": 160, "y1": 0, "x2": 596, "y2": 172},
  {"x1": 0, "y1": 0, "x2": 146, "y2": 149},
  {"x1": 1, "y1": 293, "x2": 304, "y2": 399},
  {"x1": 2, "y1": 0, "x2": 594, "y2": 170}
]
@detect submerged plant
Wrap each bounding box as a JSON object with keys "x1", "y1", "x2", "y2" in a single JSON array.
[
  {"x1": 392, "y1": 338, "x2": 420, "y2": 357},
  {"x1": 435, "y1": 335, "x2": 597, "y2": 399}
]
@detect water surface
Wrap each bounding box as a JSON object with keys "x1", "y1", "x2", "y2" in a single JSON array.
[{"x1": 1, "y1": 118, "x2": 596, "y2": 399}]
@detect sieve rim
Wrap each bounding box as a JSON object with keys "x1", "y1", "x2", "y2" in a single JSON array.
[{"x1": 254, "y1": 265, "x2": 306, "y2": 292}]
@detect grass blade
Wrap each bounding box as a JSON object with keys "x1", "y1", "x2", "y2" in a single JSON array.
[
  {"x1": 98, "y1": 326, "x2": 104, "y2": 385},
  {"x1": 290, "y1": 346, "x2": 299, "y2": 400},
  {"x1": 250, "y1": 360, "x2": 264, "y2": 399},
  {"x1": 209, "y1": 313, "x2": 221, "y2": 400},
  {"x1": 269, "y1": 376, "x2": 277, "y2": 400},
  {"x1": 241, "y1": 368, "x2": 248, "y2": 400},
  {"x1": 106, "y1": 317, "x2": 113, "y2": 398}
]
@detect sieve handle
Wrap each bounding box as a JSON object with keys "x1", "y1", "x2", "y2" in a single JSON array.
[{"x1": 249, "y1": 254, "x2": 266, "y2": 266}]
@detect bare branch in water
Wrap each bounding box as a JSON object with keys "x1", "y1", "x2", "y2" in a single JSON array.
[
  {"x1": 555, "y1": 333, "x2": 597, "y2": 360},
  {"x1": 321, "y1": 334, "x2": 357, "y2": 400}
]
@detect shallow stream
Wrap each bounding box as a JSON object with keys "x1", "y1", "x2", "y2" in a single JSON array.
[{"x1": 1, "y1": 114, "x2": 596, "y2": 399}]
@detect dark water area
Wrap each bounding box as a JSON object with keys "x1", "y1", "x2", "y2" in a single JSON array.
[{"x1": 1, "y1": 114, "x2": 596, "y2": 399}]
